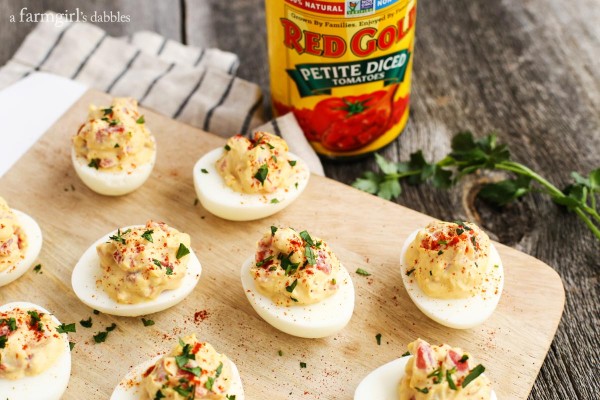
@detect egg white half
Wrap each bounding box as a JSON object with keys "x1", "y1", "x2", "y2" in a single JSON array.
[
  {"x1": 354, "y1": 356, "x2": 497, "y2": 400},
  {"x1": 71, "y1": 146, "x2": 156, "y2": 196},
  {"x1": 240, "y1": 256, "x2": 355, "y2": 338},
  {"x1": 110, "y1": 355, "x2": 245, "y2": 400},
  {"x1": 71, "y1": 225, "x2": 202, "y2": 317},
  {"x1": 399, "y1": 229, "x2": 504, "y2": 329},
  {"x1": 0, "y1": 302, "x2": 71, "y2": 400},
  {"x1": 0, "y1": 209, "x2": 43, "y2": 287},
  {"x1": 193, "y1": 148, "x2": 310, "y2": 221}
]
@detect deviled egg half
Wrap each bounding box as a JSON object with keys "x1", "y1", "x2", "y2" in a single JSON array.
[
  {"x1": 355, "y1": 338, "x2": 497, "y2": 400},
  {"x1": 72, "y1": 220, "x2": 201, "y2": 316},
  {"x1": 400, "y1": 221, "x2": 504, "y2": 329},
  {"x1": 71, "y1": 97, "x2": 156, "y2": 196},
  {"x1": 241, "y1": 226, "x2": 354, "y2": 338},
  {"x1": 111, "y1": 334, "x2": 244, "y2": 400},
  {"x1": 0, "y1": 197, "x2": 42, "y2": 287},
  {"x1": 193, "y1": 132, "x2": 310, "y2": 221},
  {"x1": 0, "y1": 302, "x2": 72, "y2": 400}
]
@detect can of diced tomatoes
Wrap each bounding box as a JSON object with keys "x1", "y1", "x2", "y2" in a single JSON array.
[{"x1": 265, "y1": 0, "x2": 417, "y2": 158}]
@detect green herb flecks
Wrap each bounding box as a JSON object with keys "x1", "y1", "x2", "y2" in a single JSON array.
[
  {"x1": 256, "y1": 255, "x2": 274, "y2": 267},
  {"x1": 462, "y1": 364, "x2": 485, "y2": 388},
  {"x1": 176, "y1": 243, "x2": 190, "y2": 259},
  {"x1": 271, "y1": 226, "x2": 278, "y2": 235},
  {"x1": 356, "y1": 268, "x2": 371, "y2": 276},
  {"x1": 201, "y1": 168, "x2": 209, "y2": 174},
  {"x1": 375, "y1": 333, "x2": 382, "y2": 345},
  {"x1": 136, "y1": 115, "x2": 145, "y2": 124},
  {"x1": 289, "y1": 160, "x2": 297, "y2": 167},
  {"x1": 56, "y1": 323, "x2": 76, "y2": 334},
  {"x1": 254, "y1": 164, "x2": 268, "y2": 185},
  {"x1": 300, "y1": 362, "x2": 307, "y2": 368},
  {"x1": 286, "y1": 279, "x2": 298, "y2": 293},
  {"x1": 142, "y1": 318, "x2": 155, "y2": 327},
  {"x1": 80, "y1": 317, "x2": 93, "y2": 328},
  {"x1": 109, "y1": 228, "x2": 130, "y2": 245},
  {"x1": 88, "y1": 158, "x2": 101, "y2": 169},
  {"x1": 33, "y1": 264, "x2": 42, "y2": 273},
  {"x1": 141, "y1": 229, "x2": 154, "y2": 242}
]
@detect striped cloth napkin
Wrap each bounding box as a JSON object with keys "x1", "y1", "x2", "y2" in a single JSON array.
[{"x1": 0, "y1": 13, "x2": 324, "y2": 175}]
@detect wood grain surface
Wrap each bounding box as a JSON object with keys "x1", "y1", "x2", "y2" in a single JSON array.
[
  {"x1": 0, "y1": 1, "x2": 598, "y2": 399},
  {"x1": 0, "y1": 90, "x2": 564, "y2": 399}
]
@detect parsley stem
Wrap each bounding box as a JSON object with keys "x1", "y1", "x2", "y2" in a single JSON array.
[
  {"x1": 574, "y1": 208, "x2": 600, "y2": 239},
  {"x1": 387, "y1": 170, "x2": 422, "y2": 180}
]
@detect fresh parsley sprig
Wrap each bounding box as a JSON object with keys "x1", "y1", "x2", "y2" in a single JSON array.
[{"x1": 352, "y1": 132, "x2": 600, "y2": 240}]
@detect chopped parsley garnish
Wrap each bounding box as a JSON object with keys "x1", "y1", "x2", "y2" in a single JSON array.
[
  {"x1": 109, "y1": 228, "x2": 130, "y2": 245},
  {"x1": 272, "y1": 155, "x2": 277, "y2": 163},
  {"x1": 278, "y1": 350, "x2": 283, "y2": 356},
  {"x1": 102, "y1": 107, "x2": 113, "y2": 116},
  {"x1": 254, "y1": 164, "x2": 268, "y2": 185},
  {"x1": 406, "y1": 268, "x2": 415, "y2": 276},
  {"x1": 201, "y1": 168, "x2": 209, "y2": 174},
  {"x1": 437, "y1": 250, "x2": 444, "y2": 255},
  {"x1": 141, "y1": 229, "x2": 154, "y2": 242},
  {"x1": 271, "y1": 226, "x2": 278, "y2": 235},
  {"x1": 471, "y1": 236, "x2": 477, "y2": 247},
  {"x1": 462, "y1": 364, "x2": 485, "y2": 388},
  {"x1": 88, "y1": 158, "x2": 101, "y2": 169},
  {"x1": 299, "y1": 230, "x2": 315, "y2": 246},
  {"x1": 415, "y1": 387, "x2": 429, "y2": 394},
  {"x1": 215, "y1": 361, "x2": 223, "y2": 378},
  {"x1": 459, "y1": 354, "x2": 469, "y2": 363},
  {"x1": 375, "y1": 333, "x2": 382, "y2": 345},
  {"x1": 33, "y1": 264, "x2": 42, "y2": 273},
  {"x1": 224, "y1": 144, "x2": 231, "y2": 151},
  {"x1": 93, "y1": 309, "x2": 100, "y2": 315},
  {"x1": 226, "y1": 395, "x2": 236, "y2": 400},
  {"x1": 205, "y1": 376, "x2": 215, "y2": 390},
  {"x1": 356, "y1": 268, "x2": 371, "y2": 276},
  {"x1": 114, "y1": 143, "x2": 120, "y2": 148},
  {"x1": 56, "y1": 323, "x2": 76, "y2": 334},
  {"x1": 286, "y1": 279, "x2": 298, "y2": 293},
  {"x1": 280, "y1": 252, "x2": 300, "y2": 275},
  {"x1": 136, "y1": 115, "x2": 145, "y2": 124},
  {"x1": 173, "y1": 386, "x2": 193, "y2": 397},
  {"x1": 69, "y1": 342, "x2": 75, "y2": 351},
  {"x1": 106, "y1": 323, "x2": 117, "y2": 332},
  {"x1": 304, "y1": 246, "x2": 316, "y2": 266},
  {"x1": 256, "y1": 255, "x2": 273, "y2": 267},
  {"x1": 401, "y1": 351, "x2": 411, "y2": 357},
  {"x1": 27, "y1": 310, "x2": 41, "y2": 325},
  {"x1": 437, "y1": 239, "x2": 448, "y2": 245},
  {"x1": 175, "y1": 339, "x2": 201, "y2": 377},
  {"x1": 456, "y1": 228, "x2": 464, "y2": 235},
  {"x1": 142, "y1": 318, "x2": 155, "y2": 327},
  {"x1": 300, "y1": 362, "x2": 307, "y2": 368},
  {"x1": 152, "y1": 259, "x2": 163, "y2": 268},
  {"x1": 288, "y1": 160, "x2": 297, "y2": 167},
  {"x1": 290, "y1": 297, "x2": 298, "y2": 302},
  {"x1": 109, "y1": 119, "x2": 119, "y2": 126},
  {"x1": 154, "y1": 390, "x2": 165, "y2": 399},
  {"x1": 176, "y1": 243, "x2": 190, "y2": 259},
  {"x1": 80, "y1": 317, "x2": 93, "y2": 328},
  {"x1": 94, "y1": 323, "x2": 117, "y2": 343},
  {"x1": 270, "y1": 198, "x2": 280, "y2": 204},
  {"x1": 166, "y1": 267, "x2": 174, "y2": 275},
  {"x1": 427, "y1": 367, "x2": 443, "y2": 384},
  {"x1": 0, "y1": 335, "x2": 7, "y2": 349},
  {"x1": 0, "y1": 317, "x2": 16, "y2": 331},
  {"x1": 446, "y1": 370, "x2": 457, "y2": 390}
]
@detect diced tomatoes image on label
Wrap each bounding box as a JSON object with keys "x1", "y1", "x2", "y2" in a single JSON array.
[{"x1": 275, "y1": 86, "x2": 409, "y2": 152}]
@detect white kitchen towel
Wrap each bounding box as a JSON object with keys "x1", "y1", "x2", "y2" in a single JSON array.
[{"x1": 0, "y1": 12, "x2": 325, "y2": 176}]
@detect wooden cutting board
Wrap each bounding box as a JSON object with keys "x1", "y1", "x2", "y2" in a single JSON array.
[{"x1": 0, "y1": 90, "x2": 564, "y2": 399}]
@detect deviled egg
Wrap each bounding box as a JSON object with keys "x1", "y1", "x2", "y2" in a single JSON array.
[
  {"x1": 0, "y1": 197, "x2": 42, "y2": 287},
  {"x1": 71, "y1": 97, "x2": 156, "y2": 196},
  {"x1": 0, "y1": 302, "x2": 72, "y2": 400},
  {"x1": 400, "y1": 221, "x2": 504, "y2": 329},
  {"x1": 355, "y1": 338, "x2": 497, "y2": 400},
  {"x1": 241, "y1": 226, "x2": 354, "y2": 338},
  {"x1": 71, "y1": 220, "x2": 201, "y2": 316},
  {"x1": 111, "y1": 334, "x2": 244, "y2": 400},
  {"x1": 193, "y1": 132, "x2": 310, "y2": 221}
]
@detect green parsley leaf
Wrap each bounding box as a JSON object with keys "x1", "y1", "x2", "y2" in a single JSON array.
[
  {"x1": 305, "y1": 245, "x2": 316, "y2": 266},
  {"x1": 462, "y1": 364, "x2": 486, "y2": 388},
  {"x1": 0, "y1": 335, "x2": 7, "y2": 349},
  {"x1": 270, "y1": 198, "x2": 280, "y2": 203},
  {"x1": 93, "y1": 331, "x2": 108, "y2": 343},
  {"x1": 109, "y1": 228, "x2": 130, "y2": 245},
  {"x1": 93, "y1": 309, "x2": 100, "y2": 315},
  {"x1": 355, "y1": 268, "x2": 371, "y2": 276},
  {"x1": 205, "y1": 376, "x2": 215, "y2": 391},
  {"x1": 216, "y1": 361, "x2": 223, "y2": 378},
  {"x1": 415, "y1": 387, "x2": 429, "y2": 394},
  {"x1": 0, "y1": 318, "x2": 17, "y2": 331},
  {"x1": 271, "y1": 226, "x2": 278, "y2": 235},
  {"x1": 201, "y1": 168, "x2": 209, "y2": 174},
  {"x1": 80, "y1": 317, "x2": 93, "y2": 328},
  {"x1": 114, "y1": 143, "x2": 120, "y2": 148},
  {"x1": 256, "y1": 255, "x2": 273, "y2": 267},
  {"x1": 56, "y1": 323, "x2": 76, "y2": 334},
  {"x1": 33, "y1": 264, "x2": 42, "y2": 273},
  {"x1": 280, "y1": 252, "x2": 300, "y2": 275},
  {"x1": 69, "y1": 342, "x2": 75, "y2": 351},
  {"x1": 278, "y1": 350, "x2": 283, "y2": 356},
  {"x1": 288, "y1": 160, "x2": 297, "y2": 167},
  {"x1": 106, "y1": 323, "x2": 117, "y2": 332},
  {"x1": 142, "y1": 318, "x2": 155, "y2": 327},
  {"x1": 173, "y1": 386, "x2": 192, "y2": 397},
  {"x1": 286, "y1": 279, "x2": 298, "y2": 293},
  {"x1": 401, "y1": 351, "x2": 411, "y2": 357},
  {"x1": 152, "y1": 259, "x2": 163, "y2": 268},
  {"x1": 141, "y1": 229, "x2": 154, "y2": 242},
  {"x1": 154, "y1": 390, "x2": 165, "y2": 400},
  {"x1": 136, "y1": 115, "x2": 145, "y2": 124},
  {"x1": 226, "y1": 395, "x2": 236, "y2": 400},
  {"x1": 176, "y1": 243, "x2": 190, "y2": 259},
  {"x1": 88, "y1": 158, "x2": 101, "y2": 169},
  {"x1": 447, "y1": 370, "x2": 457, "y2": 390},
  {"x1": 102, "y1": 107, "x2": 113, "y2": 116},
  {"x1": 299, "y1": 230, "x2": 315, "y2": 246},
  {"x1": 166, "y1": 267, "x2": 173, "y2": 275},
  {"x1": 375, "y1": 333, "x2": 382, "y2": 345},
  {"x1": 254, "y1": 164, "x2": 268, "y2": 185},
  {"x1": 224, "y1": 144, "x2": 231, "y2": 151},
  {"x1": 300, "y1": 362, "x2": 307, "y2": 368},
  {"x1": 406, "y1": 268, "x2": 415, "y2": 276}
]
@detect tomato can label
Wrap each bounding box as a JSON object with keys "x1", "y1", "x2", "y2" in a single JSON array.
[{"x1": 265, "y1": 0, "x2": 417, "y2": 157}]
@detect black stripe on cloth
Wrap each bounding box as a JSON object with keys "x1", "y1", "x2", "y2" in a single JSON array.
[
  {"x1": 156, "y1": 37, "x2": 168, "y2": 55},
  {"x1": 240, "y1": 96, "x2": 263, "y2": 135},
  {"x1": 203, "y1": 76, "x2": 235, "y2": 132},
  {"x1": 20, "y1": 69, "x2": 32, "y2": 80},
  {"x1": 34, "y1": 23, "x2": 75, "y2": 71},
  {"x1": 228, "y1": 59, "x2": 239, "y2": 75},
  {"x1": 172, "y1": 70, "x2": 208, "y2": 119},
  {"x1": 106, "y1": 50, "x2": 141, "y2": 93},
  {"x1": 271, "y1": 116, "x2": 282, "y2": 137},
  {"x1": 193, "y1": 48, "x2": 205, "y2": 66},
  {"x1": 139, "y1": 63, "x2": 176, "y2": 103},
  {"x1": 71, "y1": 33, "x2": 108, "y2": 79}
]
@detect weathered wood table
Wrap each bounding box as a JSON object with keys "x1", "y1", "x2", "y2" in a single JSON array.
[{"x1": 1, "y1": 1, "x2": 598, "y2": 399}]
